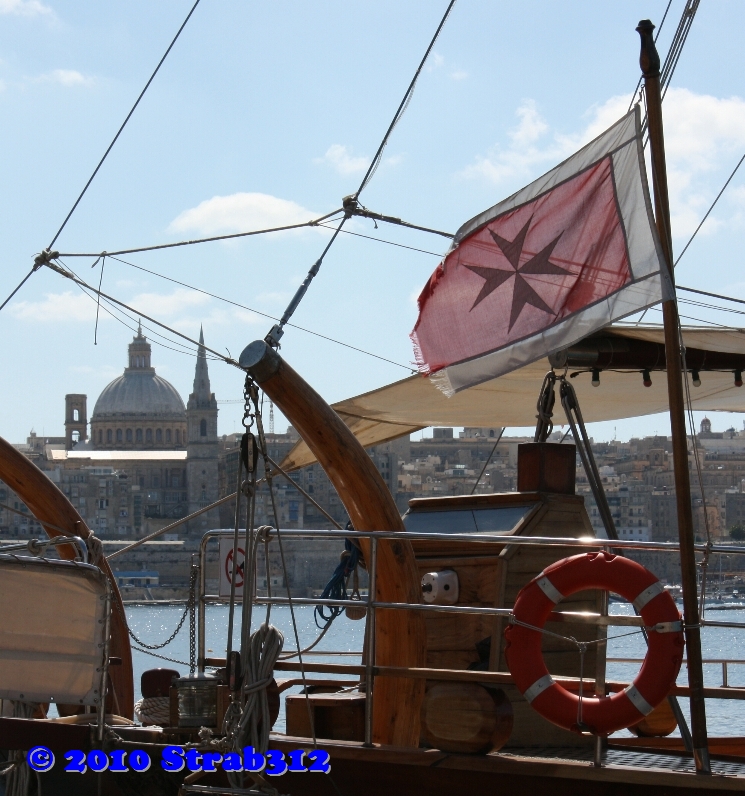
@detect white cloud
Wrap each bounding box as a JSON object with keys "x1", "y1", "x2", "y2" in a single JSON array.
[
  {"x1": 315, "y1": 144, "x2": 369, "y2": 176},
  {"x1": 450, "y1": 69, "x2": 468, "y2": 81},
  {"x1": 461, "y1": 89, "x2": 745, "y2": 240},
  {"x1": 9, "y1": 290, "x2": 98, "y2": 322},
  {"x1": 254, "y1": 291, "x2": 290, "y2": 305},
  {"x1": 0, "y1": 0, "x2": 53, "y2": 17},
  {"x1": 460, "y1": 99, "x2": 568, "y2": 185},
  {"x1": 129, "y1": 288, "x2": 210, "y2": 318},
  {"x1": 8, "y1": 287, "x2": 209, "y2": 323},
  {"x1": 168, "y1": 192, "x2": 322, "y2": 236},
  {"x1": 37, "y1": 69, "x2": 93, "y2": 87}
]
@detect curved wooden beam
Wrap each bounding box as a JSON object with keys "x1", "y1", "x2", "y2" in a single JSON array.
[
  {"x1": 240, "y1": 341, "x2": 426, "y2": 747},
  {"x1": 0, "y1": 437, "x2": 134, "y2": 718}
]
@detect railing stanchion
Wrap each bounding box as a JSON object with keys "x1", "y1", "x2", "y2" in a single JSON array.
[
  {"x1": 723, "y1": 662, "x2": 729, "y2": 688},
  {"x1": 594, "y1": 589, "x2": 609, "y2": 767},
  {"x1": 364, "y1": 535, "x2": 378, "y2": 746},
  {"x1": 197, "y1": 531, "x2": 219, "y2": 674}
]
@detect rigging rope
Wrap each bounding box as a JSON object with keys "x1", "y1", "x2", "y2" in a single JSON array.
[
  {"x1": 264, "y1": 216, "x2": 348, "y2": 347},
  {"x1": 317, "y1": 222, "x2": 446, "y2": 256},
  {"x1": 0, "y1": 268, "x2": 39, "y2": 315},
  {"x1": 639, "y1": 0, "x2": 700, "y2": 141},
  {"x1": 249, "y1": 383, "x2": 317, "y2": 746},
  {"x1": 314, "y1": 539, "x2": 362, "y2": 630},
  {"x1": 264, "y1": 0, "x2": 458, "y2": 347},
  {"x1": 354, "y1": 0, "x2": 457, "y2": 198},
  {"x1": 678, "y1": 285, "x2": 745, "y2": 310},
  {"x1": 660, "y1": 0, "x2": 701, "y2": 103},
  {"x1": 470, "y1": 427, "x2": 505, "y2": 495},
  {"x1": 67, "y1": 264, "x2": 233, "y2": 361},
  {"x1": 43, "y1": 259, "x2": 241, "y2": 367},
  {"x1": 47, "y1": 0, "x2": 203, "y2": 250},
  {"x1": 56, "y1": 209, "x2": 344, "y2": 258},
  {"x1": 104, "y1": 254, "x2": 415, "y2": 371},
  {"x1": 674, "y1": 152, "x2": 745, "y2": 267},
  {"x1": 340, "y1": 198, "x2": 455, "y2": 240}
]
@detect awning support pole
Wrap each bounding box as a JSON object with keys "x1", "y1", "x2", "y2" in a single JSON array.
[{"x1": 637, "y1": 18, "x2": 710, "y2": 774}]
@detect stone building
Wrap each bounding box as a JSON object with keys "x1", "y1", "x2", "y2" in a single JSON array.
[
  {"x1": 89, "y1": 324, "x2": 187, "y2": 450},
  {"x1": 0, "y1": 326, "x2": 219, "y2": 541},
  {"x1": 186, "y1": 328, "x2": 220, "y2": 531}
]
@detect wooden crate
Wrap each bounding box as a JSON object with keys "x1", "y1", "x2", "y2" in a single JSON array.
[{"x1": 286, "y1": 690, "x2": 366, "y2": 742}]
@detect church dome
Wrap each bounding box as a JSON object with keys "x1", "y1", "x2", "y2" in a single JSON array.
[
  {"x1": 92, "y1": 371, "x2": 185, "y2": 419},
  {"x1": 92, "y1": 326, "x2": 185, "y2": 420}
]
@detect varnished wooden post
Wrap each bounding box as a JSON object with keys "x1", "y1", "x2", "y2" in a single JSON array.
[
  {"x1": 637, "y1": 19, "x2": 710, "y2": 774},
  {"x1": 240, "y1": 340, "x2": 427, "y2": 747}
]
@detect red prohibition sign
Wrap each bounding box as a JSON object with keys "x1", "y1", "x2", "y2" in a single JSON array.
[{"x1": 225, "y1": 547, "x2": 246, "y2": 588}]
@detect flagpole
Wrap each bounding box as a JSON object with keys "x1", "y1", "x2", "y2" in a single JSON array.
[{"x1": 636, "y1": 18, "x2": 710, "y2": 774}]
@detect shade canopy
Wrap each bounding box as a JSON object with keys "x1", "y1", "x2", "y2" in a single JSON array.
[
  {"x1": 0, "y1": 555, "x2": 108, "y2": 706},
  {"x1": 280, "y1": 325, "x2": 745, "y2": 472}
]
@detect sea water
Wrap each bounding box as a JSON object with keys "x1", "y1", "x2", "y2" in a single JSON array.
[{"x1": 126, "y1": 602, "x2": 745, "y2": 737}]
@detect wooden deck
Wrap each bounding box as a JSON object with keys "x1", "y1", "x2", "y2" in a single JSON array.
[{"x1": 268, "y1": 733, "x2": 745, "y2": 795}]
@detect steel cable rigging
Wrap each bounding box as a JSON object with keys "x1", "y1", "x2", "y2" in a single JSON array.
[{"x1": 0, "y1": 0, "x2": 202, "y2": 315}]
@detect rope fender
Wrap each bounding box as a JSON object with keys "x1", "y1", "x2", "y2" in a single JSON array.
[{"x1": 504, "y1": 551, "x2": 684, "y2": 736}]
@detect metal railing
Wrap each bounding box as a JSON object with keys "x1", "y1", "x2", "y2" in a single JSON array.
[
  {"x1": 198, "y1": 526, "x2": 745, "y2": 747},
  {"x1": 608, "y1": 658, "x2": 745, "y2": 689}
]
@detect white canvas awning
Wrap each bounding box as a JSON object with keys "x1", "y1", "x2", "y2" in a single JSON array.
[
  {"x1": 280, "y1": 325, "x2": 745, "y2": 471},
  {"x1": 0, "y1": 556, "x2": 108, "y2": 706}
]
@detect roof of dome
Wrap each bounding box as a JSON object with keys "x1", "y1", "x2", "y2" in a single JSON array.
[{"x1": 92, "y1": 370, "x2": 186, "y2": 419}]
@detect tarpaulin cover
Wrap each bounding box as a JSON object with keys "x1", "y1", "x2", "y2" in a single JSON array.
[
  {"x1": 280, "y1": 325, "x2": 745, "y2": 472},
  {"x1": 0, "y1": 555, "x2": 107, "y2": 706}
]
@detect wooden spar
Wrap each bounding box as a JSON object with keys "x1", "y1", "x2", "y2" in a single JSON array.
[
  {"x1": 0, "y1": 436, "x2": 134, "y2": 718},
  {"x1": 637, "y1": 19, "x2": 710, "y2": 773},
  {"x1": 240, "y1": 340, "x2": 427, "y2": 747}
]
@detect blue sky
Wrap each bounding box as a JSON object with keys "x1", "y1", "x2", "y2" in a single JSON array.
[{"x1": 1, "y1": 0, "x2": 745, "y2": 444}]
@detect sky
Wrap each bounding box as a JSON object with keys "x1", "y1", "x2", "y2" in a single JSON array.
[{"x1": 1, "y1": 0, "x2": 745, "y2": 445}]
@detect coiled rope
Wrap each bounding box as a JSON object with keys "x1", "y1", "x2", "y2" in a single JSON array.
[{"x1": 224, "y1": 623, "x2": 284, "y2": 789}]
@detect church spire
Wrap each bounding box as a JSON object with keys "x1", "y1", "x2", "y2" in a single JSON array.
[
  {"x1": 192, "y1": 325, "x2": 211, "y2": 401},
  {"x1": 186, "y1": 325, "x2": 219, "y2": 525}
]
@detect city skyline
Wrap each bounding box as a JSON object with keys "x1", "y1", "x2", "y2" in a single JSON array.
[{"x1": 0, "y1": 2, "x2": 744, "y2": 444}]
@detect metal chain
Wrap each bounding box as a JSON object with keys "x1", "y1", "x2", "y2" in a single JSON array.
[
  {"x1": 242, "y1": 375, "x2": 255, "y2": 430},
  {"x1": 131, "y1": 646, "x2": 190, "y2": 667},
  {"x1": 112, "y1": 564, "x2": 198, "y2": 651}
]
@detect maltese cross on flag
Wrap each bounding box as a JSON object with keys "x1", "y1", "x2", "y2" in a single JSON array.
[{"x1": 411, "y1": 107, "x2": 672, "y2": 396}]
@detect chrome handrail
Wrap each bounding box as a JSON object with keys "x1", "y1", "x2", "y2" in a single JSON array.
[{"x1": 197, "y1": 525, "x2": 745, "y2": 743}]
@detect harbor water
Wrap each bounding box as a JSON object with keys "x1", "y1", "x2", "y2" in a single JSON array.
[{"x1": 126, "y1": 601, "x2": 745, "y2": 737}]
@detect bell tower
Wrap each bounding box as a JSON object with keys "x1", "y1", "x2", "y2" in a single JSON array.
[
  {"x1": 186, "y1": 327, "x2": 219, "y2": 532},
  {"x1": 65, "y1": 394, "x2": 88, "y2": 450}
]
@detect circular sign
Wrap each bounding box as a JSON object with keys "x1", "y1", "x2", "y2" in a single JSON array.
[{"x1": 225, "y1": 547, "x2": 246, "y2": 588}]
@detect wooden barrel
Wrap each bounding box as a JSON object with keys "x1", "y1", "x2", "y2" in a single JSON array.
[{"x1": 421, "y1": 683, "x2": 513, "y2": 754}]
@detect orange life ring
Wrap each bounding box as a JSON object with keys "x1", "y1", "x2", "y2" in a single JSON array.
[{"x1": 504, "y1": 551, "x2": 684, "y2": 736}]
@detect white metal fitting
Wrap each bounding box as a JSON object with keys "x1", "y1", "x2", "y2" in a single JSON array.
[{"x1": 421, "y1": 569, "x2": 459, "y2": 605}]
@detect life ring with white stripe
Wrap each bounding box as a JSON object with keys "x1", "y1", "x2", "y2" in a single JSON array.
[{"x1": 504, "y1": 551, "x2": 684, "y2": 736}]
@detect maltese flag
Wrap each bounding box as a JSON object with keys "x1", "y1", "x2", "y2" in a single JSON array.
[{"x1": 411, "y1": 106, "x2": 672, "y2": 396}]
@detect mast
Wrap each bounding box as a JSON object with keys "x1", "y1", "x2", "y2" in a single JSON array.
[{"x1": 636, "y1": 19, "x2": 710, "y2": 774}]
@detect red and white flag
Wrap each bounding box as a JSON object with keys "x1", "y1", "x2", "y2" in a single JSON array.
[{"x1": 411, "y1": 107, "x2": 672, "y2": 395}]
